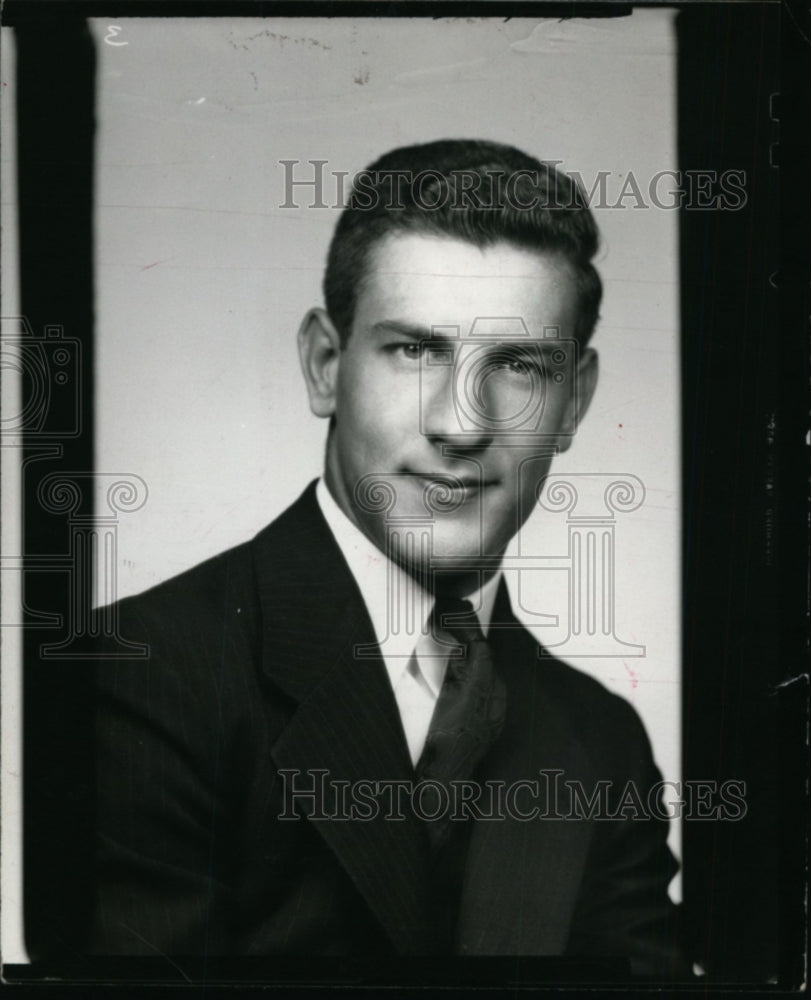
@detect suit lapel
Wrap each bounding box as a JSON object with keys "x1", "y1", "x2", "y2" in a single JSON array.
[
  {"x1": 456, "y1": 584, "x2": 594, "y2": 955},
  {"x1": 252, "y1": 489, "x2": 593, "y2": 955},
  {"x1": 252, "y1": 483, "x2": 435, "y2": 953}
]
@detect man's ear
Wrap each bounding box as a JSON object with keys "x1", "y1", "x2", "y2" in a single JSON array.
[
  {"x1": 556, "y1": 347, "x2": 598, "y2": 452},
  {"x1": 297, "y1": 307, "x2": 343, "y2": 418}
]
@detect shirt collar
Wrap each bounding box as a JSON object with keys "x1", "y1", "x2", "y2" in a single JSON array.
[{"x1": 315, "y1": 478, "x2": 502, "y2": 690}]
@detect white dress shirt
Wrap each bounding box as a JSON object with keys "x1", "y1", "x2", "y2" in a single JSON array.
[{"x1": 316, "y1": 479, "x2": 502, "y2": 766}]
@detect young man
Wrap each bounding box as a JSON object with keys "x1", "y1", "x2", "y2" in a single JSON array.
[{"x1": 83, "y1": 140, "x2": 686, "y2": 976}]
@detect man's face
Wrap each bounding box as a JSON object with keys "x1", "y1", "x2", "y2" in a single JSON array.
[{"x1": 316, "y1": 231, "x2": 597, "y2": 590}]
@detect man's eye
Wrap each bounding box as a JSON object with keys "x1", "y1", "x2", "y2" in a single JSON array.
[
  {"x1": 490, "y1": 353, "x2": 541, "y2": 376},
  {"x1": 391, "y1": 342, "x2": 427, "y2": 361}
]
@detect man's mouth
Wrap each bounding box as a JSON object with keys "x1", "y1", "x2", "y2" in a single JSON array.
[{"x1": 409, "y1": 473, "x2": 498, "y2": 498}]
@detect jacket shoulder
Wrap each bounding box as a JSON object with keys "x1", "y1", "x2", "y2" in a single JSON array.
[
  {"x1": 502, "y1": 618, "x2": 657, "y2": 775},
  {"x1": 95, "y1": 534, "x2": 255, "y2": 650},
  {"x1": 540, "y1": 652, "x2": 642, "y2": 720},
  {"x1": 96, "y1": 482, "x2": 321, "y2": 648},
  {"x1": 546, "y1": 654, "x2": 656, "y2": 776}
]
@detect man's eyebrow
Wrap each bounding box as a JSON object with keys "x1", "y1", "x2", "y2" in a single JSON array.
[
  {"x1": 369, "y1": 320, "x2": 566, "y2": 352},
  {"x1": 370, "y1": 320, "x2": 447, "y2": 340}
]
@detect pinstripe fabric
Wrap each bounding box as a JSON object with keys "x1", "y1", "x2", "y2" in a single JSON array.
[{"x1": 85, "y1": 481, "x2": 688, "y2": 975}]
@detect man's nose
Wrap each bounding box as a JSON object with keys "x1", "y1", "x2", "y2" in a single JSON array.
[{"x1": 421, "y1": 362, "x2": 492, "y2": 450}]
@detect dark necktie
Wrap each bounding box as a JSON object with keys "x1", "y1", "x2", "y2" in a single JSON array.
[{"x1": 416, "y1": 596, "x2": 507, "y2": 854}]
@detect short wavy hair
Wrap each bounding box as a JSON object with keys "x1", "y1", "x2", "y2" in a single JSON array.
[{"x1": 323, "y1": 139, "x2": 603, "y2": 346}]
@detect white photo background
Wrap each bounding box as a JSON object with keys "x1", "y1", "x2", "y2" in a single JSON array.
[{"x1": 92, "y1": 12, "x2": 680, "y2": 878}]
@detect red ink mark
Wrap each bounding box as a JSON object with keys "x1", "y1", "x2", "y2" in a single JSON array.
[
  {"x1": 618, "y1": 423, "x2": 623, "y2": 428},
  {"x1": 139, "y1": 256, "x2": 176, "y2": 272},
  {"x1": 622, "y1": 661, "x2": 638, "y2": 690}
]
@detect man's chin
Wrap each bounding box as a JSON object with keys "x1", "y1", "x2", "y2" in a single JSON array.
[{"x1": 387, "y1": 526, "x2": 506, "y2": 590}]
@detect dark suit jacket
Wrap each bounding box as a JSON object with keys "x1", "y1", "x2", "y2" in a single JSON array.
[{"x1": 87, "y1": 482, "x2": 687, "y2": 976}]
